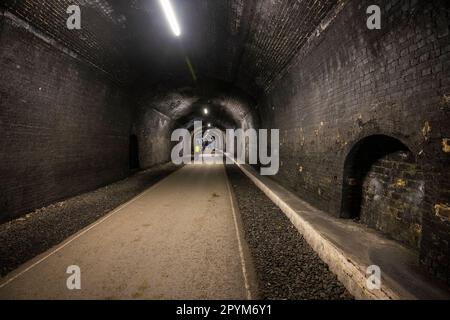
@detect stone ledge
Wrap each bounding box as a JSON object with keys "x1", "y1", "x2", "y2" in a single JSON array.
[{"x1": 230, "y1": 160, "x2": 450, "y2": 300}]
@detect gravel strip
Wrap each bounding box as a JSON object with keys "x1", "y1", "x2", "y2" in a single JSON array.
[
  {"x1": 0, "y1": 163, "x2": 179, "y2": 277},
  {"x1": 225, "y1": 165, "x2": 353, "y2": 300}
]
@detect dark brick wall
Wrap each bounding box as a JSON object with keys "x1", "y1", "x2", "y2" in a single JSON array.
[
  {"x1": 360, "y1": 150, "x2": 424, "y2": 249},
  {"x1": 0, "y1": 12, "x2": 132, "y2": 221},
  {"x1": 133, "y1": 107, "x2": 172, "y2": 169},
  {"x1": 260, "y1": 0, "x2": 450, "y2": 284},
  {"x1": 1, "y1": 0, "x2": 130, "y2": 83}
]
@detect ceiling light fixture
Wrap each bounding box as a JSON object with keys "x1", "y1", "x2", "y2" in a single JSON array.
[
  {"x1": 159, "y1": 0, "x2": 181, "y2": 37},
  {"x1": 203, "y1": 108, "x2": 209, "y2": 115}
]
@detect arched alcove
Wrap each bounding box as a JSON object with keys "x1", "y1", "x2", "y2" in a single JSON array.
[{"x1": 341, "y1": 135, "x2": 424, "y2": 249}]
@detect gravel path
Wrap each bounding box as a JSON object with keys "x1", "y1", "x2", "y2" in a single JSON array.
[
  {"x1": 225, "y1": 165, "x2": 353, "y2": 300},
  {"x1": 0, "y1": 163, "x2": 179, "y2": 277}
]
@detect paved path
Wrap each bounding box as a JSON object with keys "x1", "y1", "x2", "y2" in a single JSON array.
[{"x1": 0, "y1": 164, "x2": 252, "y2": 299}]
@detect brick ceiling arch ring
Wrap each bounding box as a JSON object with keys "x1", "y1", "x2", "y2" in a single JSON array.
[
  {"x1": 1, "y1": 0, "x2": 341, "y2": 97},
  {"x1": 135, "y1": 79, "x2": 258, "y2": 130}
]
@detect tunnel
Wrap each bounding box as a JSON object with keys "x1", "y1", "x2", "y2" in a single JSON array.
[{"x1": 0, "y1": 0, "x2": 450, "y2": 303}]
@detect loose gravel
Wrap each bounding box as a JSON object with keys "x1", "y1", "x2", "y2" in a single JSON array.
[
  {"x1": 225, "y1": 165, "x2": 353, "y2": 300},
  {"x1": 0, "y1": 163, "x2": 179, "y2": 277}
]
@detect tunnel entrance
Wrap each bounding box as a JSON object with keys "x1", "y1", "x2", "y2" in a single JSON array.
[
  {"x1": 129, "y1": 134, "x2": 140, "y2": 170},
  {"x1": 341, "y1": 135, "x2": 424, "y2": 249}
]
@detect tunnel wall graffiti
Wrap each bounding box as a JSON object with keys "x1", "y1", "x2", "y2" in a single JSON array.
[
  {"x1": 259, "y1": 0, "x2": 450, "y2": 284},
  {"x1": 0, "y1": 12, "x2": 132, "y2": 221}
]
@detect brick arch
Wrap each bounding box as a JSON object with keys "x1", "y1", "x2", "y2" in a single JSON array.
[{"x1": 340, "y1": 134, "x2": 424, "y2": 249}]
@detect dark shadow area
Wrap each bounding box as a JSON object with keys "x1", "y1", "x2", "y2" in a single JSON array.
[{"x1": 129, "y1": 134, "x2": 140, "y2": 170}]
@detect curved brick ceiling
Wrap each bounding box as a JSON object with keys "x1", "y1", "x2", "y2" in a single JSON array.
[
  {"x1": 135, "y1": 79, "x2": 256, "y2": 128},
  {"x1": 2, "y1": 0, "x2": 338, "y2": 97}
]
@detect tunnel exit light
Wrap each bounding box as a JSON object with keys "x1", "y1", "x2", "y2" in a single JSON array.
[{"x1": 159, "y1": 0, "x2": 181, "y2": 37}]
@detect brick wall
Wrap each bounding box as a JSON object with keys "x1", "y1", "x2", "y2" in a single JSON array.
[
  {"x1": 260, "y1": 0, "x2": 450, "y2": 284},
  {"x1": 1, "y1": 0, "x2": 130, "y2": 83},
  {"x1": 133, "y1": 107, "x2": 172, "y2": 169},
  {"x1": 360, "y1": 150, "x2": 424, "y2": 249},
  {"x1": 0, "y1": 12, "x2": 132, "y2": 221}
]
